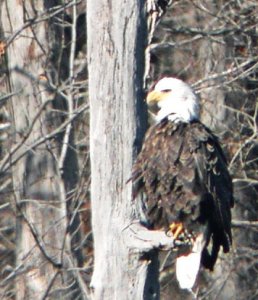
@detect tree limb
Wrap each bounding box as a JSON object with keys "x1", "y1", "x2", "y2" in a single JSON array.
[
  {"x1": 232, "y1": 220, "x2": 258, "y2": 228},
  {"x1": 125, "y1": 222, "x2": 176, "y2": 252}
]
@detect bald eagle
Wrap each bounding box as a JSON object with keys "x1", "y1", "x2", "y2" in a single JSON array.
[{"x1": 132, "y1": 77, "x2": 234, "y2": 290}]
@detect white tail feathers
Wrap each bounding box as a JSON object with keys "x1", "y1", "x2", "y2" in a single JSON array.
[{"x1": 176, "y1": 233, "x2": 206, "y2": 290}]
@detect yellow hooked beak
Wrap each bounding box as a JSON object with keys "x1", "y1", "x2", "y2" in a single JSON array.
[
  {"x1": 146, "y1": 90, "x2": 165, "y2": 105},
  {"x1": 146, "y1": 90, "x2": 170, "y2": 115}
]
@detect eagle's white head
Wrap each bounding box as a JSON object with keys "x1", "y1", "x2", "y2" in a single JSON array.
[{"x1": 146, "y1": 77, "x2": 200, "y2": 123}]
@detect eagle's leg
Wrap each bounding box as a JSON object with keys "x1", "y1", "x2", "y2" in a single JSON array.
[{"x1": 169, "y1": 222, "x2": 184, "y2": 239}]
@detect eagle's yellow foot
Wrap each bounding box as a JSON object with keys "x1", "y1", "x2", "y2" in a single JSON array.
[{"x1": 169, "y1": 222, "x2": 184, "y2": 240}]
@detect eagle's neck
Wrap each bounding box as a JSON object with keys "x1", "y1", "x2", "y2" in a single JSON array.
[
  {"x1": 167, "y1": 113, "x2": 191, "y2": 123},
  {"x1": 155, "y1": 95, "x2": 200, "y2": 123}
]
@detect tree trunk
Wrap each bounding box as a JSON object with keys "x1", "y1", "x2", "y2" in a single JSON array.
[
  {"x1": 1, "y1": 1, "x2": 86, "y2": 299},
  {"x1": 87, "y1": 0, "x2": 161, "y2": 299}
]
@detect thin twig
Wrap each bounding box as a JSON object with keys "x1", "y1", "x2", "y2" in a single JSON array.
[
  {"x1": 0, "y1": 103, "x2": 88, "y2": 174},
  {"x1": 232, "y1": 220, "x2": 258, "y2": 228},
  {"x1": 41, "y1": 270, "x2": 60, "y2": 300},
  {"x1": 192, "y1": 58, "x2": 258, "y2": 88},
  {"x1": 16, "y1": 203, "x2": 62, "y2": 268},
  {"x1": 5, "y1": 1, "x2": 78, "y2": 48},
  {"x1": 58, "y1": 0, "x2": 77, "y2": 172}
]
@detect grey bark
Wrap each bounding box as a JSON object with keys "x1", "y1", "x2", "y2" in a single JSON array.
[{"x1": 87, "y1": 0, "x2": 166, "y2": 299}]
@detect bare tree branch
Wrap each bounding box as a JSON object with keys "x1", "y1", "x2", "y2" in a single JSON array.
[{"x1": 232, "y1": 220, "x2": 258, "y2": 228}]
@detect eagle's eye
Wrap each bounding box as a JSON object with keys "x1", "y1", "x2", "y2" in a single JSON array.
[{"x1": 162, "y1": 89, "x2": 172, "y2": 93}]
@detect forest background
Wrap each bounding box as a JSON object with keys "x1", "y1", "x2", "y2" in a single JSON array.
[{"x1": 0, "y1": 0, "x2": 257, "y2": 299}]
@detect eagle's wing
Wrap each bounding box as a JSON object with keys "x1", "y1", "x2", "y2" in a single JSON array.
[{"x1": 190, "y1": 123, "x2": 234, "y2": 269}]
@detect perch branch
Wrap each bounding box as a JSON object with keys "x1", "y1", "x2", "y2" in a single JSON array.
[{"x1": 125, "y1": 222, "x2": 176, "y2": 252}]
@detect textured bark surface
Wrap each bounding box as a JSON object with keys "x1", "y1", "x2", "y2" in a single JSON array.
[{"x1": 87, "y1": 0, "x2": 159, "y2": 299}]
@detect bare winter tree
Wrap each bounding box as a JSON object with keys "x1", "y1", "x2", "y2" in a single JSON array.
[
  {"x1": 87, "y1": 0, "x2": 153, "y2": 298},
  {"x1": 87, "y1": 0, "x2": 183, "y2": 297}
]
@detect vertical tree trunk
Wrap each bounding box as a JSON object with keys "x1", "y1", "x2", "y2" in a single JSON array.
[
  {"x1": 87, "y1": 0, "x2": 157, "y2": 299},
  {"x1": 1, "y1": 1, "x2": 85, "y2": 299}
]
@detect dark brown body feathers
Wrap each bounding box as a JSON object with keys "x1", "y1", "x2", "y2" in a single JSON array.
[{"x1": 132, "y1": 118, "x2": 234, "y2": 270}]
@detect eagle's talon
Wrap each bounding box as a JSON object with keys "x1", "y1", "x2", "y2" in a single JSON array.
[{"x1": 169, "y1": 222, "x2": 184, "y2": 240}]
